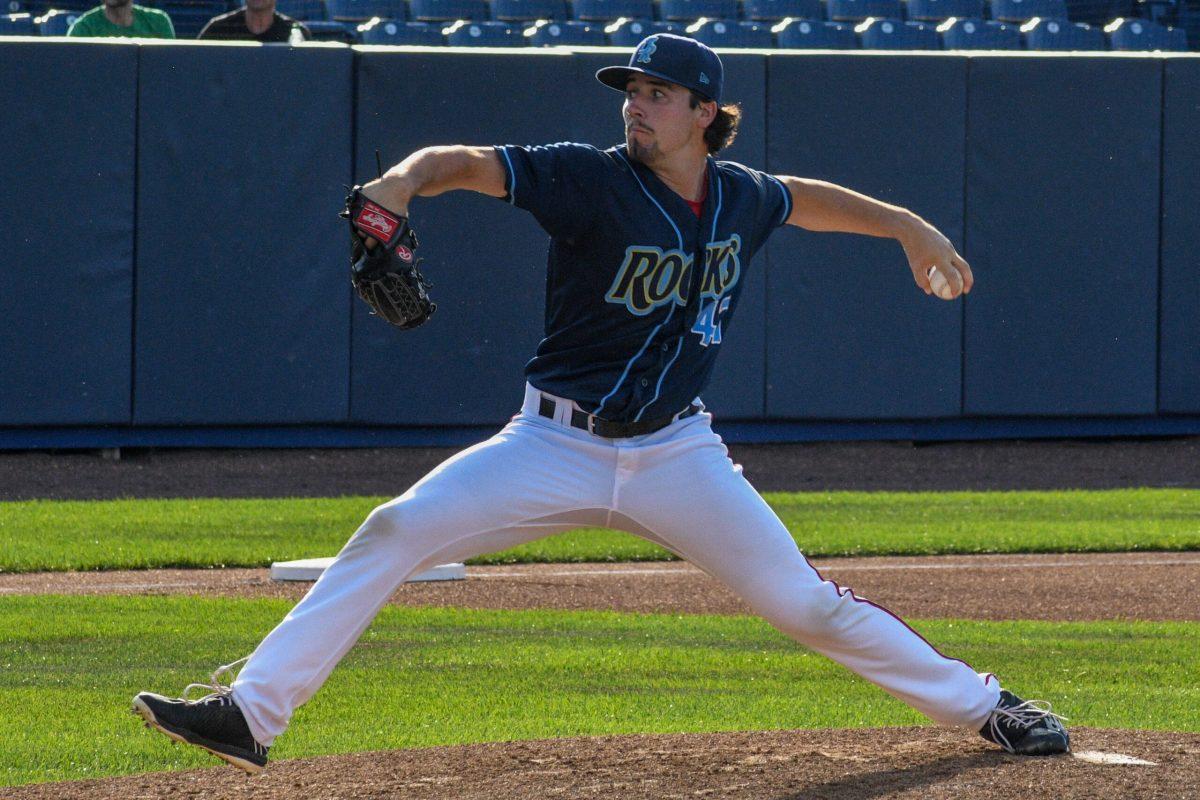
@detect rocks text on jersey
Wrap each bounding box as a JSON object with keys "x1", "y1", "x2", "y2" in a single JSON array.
[{"x1": 605, "y1": 236, "x2": 742, "y2": 317}]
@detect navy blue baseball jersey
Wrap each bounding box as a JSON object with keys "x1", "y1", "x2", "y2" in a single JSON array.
[{"x1": 494, "y1": 141, "x2": 792, "y2": 423}]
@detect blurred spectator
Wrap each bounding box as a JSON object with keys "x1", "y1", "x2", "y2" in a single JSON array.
[
  {"x1": 67, "y1": 0, "x2": 175, "y2": 37},
  {"x1": 198, "y1": 0, "x2": 310, "y2": 41}
]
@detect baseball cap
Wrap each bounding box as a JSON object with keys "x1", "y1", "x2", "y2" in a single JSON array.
[{"x1": 596, "y1": 33, "x2": 724, "y2": 104}]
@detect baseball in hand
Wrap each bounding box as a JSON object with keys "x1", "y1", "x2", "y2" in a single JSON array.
[{"x1": 926, "y1": 265, "x2": 959, "y2": 301}]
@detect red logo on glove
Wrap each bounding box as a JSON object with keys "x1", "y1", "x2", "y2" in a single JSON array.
[
  {"x1": 395, "y1": 245, "x2": 414, "y2": 263},
  {"x1": 356, "y1": 202, "x2": 399, "y2": 242}
]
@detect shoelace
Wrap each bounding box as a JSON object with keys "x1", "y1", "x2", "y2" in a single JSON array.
[
  {"x1": 182, "y1": 656, "x2": 250, "y2": 704},
  {"x1": 178, "y1": 655, "x2": 268, "y2": 755},
  {"x1": 986, "y1": 698, "x2": 1068, "y2": 753}
]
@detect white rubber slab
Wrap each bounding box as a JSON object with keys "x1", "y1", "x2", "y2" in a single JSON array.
[
  {"x1": 270, "y1": 557, "x2": 465, "y2": 583},
  {"x1": 1071, "y1": 750, "x2": 1157, "y2": 766}
]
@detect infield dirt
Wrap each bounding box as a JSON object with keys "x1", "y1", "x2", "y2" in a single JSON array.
[
  {"x1": 10, "y1": 728, "x2": 1199, "y2": 800},
  {"x1": 3, "y1": 552, "x2": 1199, "y2": 621}
]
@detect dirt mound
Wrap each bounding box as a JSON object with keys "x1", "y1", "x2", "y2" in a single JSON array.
[{"x1": 10, "y1": 727, "x2": 1198, "y2": 800}]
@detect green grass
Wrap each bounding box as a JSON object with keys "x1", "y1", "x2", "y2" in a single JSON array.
[
  {"x1": 1, "y1": 489, "x2": 1198, "y2": 573},
  {"x1": 1, "y1": 595, "x2": 1198, "y2": 786}
]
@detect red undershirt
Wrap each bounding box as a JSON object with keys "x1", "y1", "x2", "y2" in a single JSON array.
[{"x1": 686, "y1": 170, "x2": 709, "y2": 218}]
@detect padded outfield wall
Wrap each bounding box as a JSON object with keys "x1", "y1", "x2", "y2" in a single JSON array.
[{"x1": 0, "y1": 40, "x2": 1196, "y2": 446}]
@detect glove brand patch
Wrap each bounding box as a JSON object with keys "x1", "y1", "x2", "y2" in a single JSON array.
[
  {"x1": 356, "y1": 203, "x2": 400, "y2": 242},
  {"x1": 395, "y1": 245, "x2": 414, "y2": 263}
]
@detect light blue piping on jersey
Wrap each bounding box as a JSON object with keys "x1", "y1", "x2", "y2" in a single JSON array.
[
  {"x1": 595, "y1": 150, "x2": 686, "y2": 418},
  {"x1": 500, "y1": 147, "x2": 517, "y2": 205},
  {"x1": 710, "y1": 169, "x2": 725, "y2": 250},
  {"x1": 612, "y1": 150, "x2": 683, "y2": 245},
  {"x1": 632, "y1": 163, "x2": 724, "y2": 422},
  {"x1": 769, "y1": 174, "x2": 791, "y2": 225},
  {"x1": 597, "y1": 303, "x2": 676, "y2": 418}
]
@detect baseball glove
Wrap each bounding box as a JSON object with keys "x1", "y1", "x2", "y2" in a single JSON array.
[{"x1": 342, "y1": 187, "x2": 435, "y2": 330}]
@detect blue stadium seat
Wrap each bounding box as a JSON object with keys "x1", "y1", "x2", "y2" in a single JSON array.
[
  {"x1": 444, "y1": 17, "x2": 523, "y2": 40},
  {"x1": 328, "y1": 0, "x2": 407, "y2": 20},
  {"x1": 161, "y1": 2, "x2": 225, "y2": 38},
  {"x1": 1176, "y1": 4, "x2": 1200, "y2": 49},
  {"x1": 304, "y1": 17, "x2": 355, "y2": 36},
  {"x1": 1136, "y1": 0, "x2": 1178, "y2": 23},
  {"x1": 37, "y1": 8, "x2": 79, "y2": 33},
  {"x1": 1020, "y1": 14, "x2": 1104, "y2": 46},
  {"x1": 1064, "y1": 0, "x2": 1131, "y2": 23},
  {"x1": 604, "y1": 17, "x2": 682, "y2": 44},
  {"x1": 988, "y1": 0, "x2": 1067, "y2": 22},
  {"x1": 493, "y1": 0, "x2": 566, "y2": 18},
  {"x1": 4, "y1": 0, "x2": 24, "y2": 13},
  {"x1": 743, "y1": 0, "x2": 822, "y2": 19},
  {"x1": 905, "y1": 0, "x2": 981, "y2": 20},
  {"x1": 410, "y1": 0, "x2": 487, "y2": 19},
  {"x1": 527, "y1": 17, "x2": 605, "y2": 39},
  {"x1": 33, "y1": 0, "x2": 85, "y2": 12},
  {"x1": 19, "y1": 0, "x2": 57, "y2": 12},
  {"x1": 826, "y1": 0, "x2": 901, "y2": 20},
  {"x1": 275, "y1": 0, "x2": 328, "y2": 18},
  {"x1": 857, "y1": 15, "x2": 940, "y2": 45},
  {"x1": 687, "y1": 16, "x2": 773, "y2": 41},
  {"x1": 359, "y1": 16, "x2": 442, "y2": 40},
  {"x1": 660, "y1": 0, "x2": 740, "y2": 20},
  {"x1": 1104, "y1": 15, "x2": 1187, "y2": 47},
  {"x1": 0, "y1": 10, "x2": 36, "y2": 31},
  {"x1": 774, "y1": 16, "x2": 858, "y2": 43},
  {"x1": 1165, "y1": 21, "x2": 1189, "y2": 47},
  {"x1": 571, "y1": 0, "x2": 653, "y2": 19},
  {"x1": 938, "y1": 15, "x2": 1020, "y2": 44}
]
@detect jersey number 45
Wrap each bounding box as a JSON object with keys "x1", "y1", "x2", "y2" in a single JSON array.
[{"x1": 692, "y1": 296, "x2": 732, "y2": 347}]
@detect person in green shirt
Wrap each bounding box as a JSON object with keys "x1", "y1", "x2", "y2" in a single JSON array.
[{"x1": 67, "y1": 0, "x2": 174, "y2": 38}]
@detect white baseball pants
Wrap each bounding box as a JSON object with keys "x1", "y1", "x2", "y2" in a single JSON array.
[{"x1": 232, "y1": 383, "x2": 1001, "y2": 746}]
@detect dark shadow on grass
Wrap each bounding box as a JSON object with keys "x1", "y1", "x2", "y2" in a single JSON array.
[{"x1": 772, "y1": 750, "x2": 1024, "y2": 800}]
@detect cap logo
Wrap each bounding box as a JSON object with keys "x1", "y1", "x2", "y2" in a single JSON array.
[
  {"x1": 699, "y1": 72, "x2": 710, "y2": 85},
  {"x1": 635, "y1": 37, "x2": 657, "y2": 64}
]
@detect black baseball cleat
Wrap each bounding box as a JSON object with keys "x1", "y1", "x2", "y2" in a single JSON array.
[
  {"x1": 132, "y1": 658, "x2": 268, "y2": 774},
  {"x1": 979, "y1": 690, "x2": 1070, "y2": 756}
]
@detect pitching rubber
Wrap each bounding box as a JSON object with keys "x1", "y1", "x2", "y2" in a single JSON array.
[{"x1": 131, "y1": 696, "x2": 265, "y2": 775}]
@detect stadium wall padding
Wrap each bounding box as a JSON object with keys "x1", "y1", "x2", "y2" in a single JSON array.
[
  {"x1": 0, "y1": 42, "x2": 1195, "y2": 444},
  {"x1": 134, "y1": 43, "x2": 353, "y2": 425},
  {"x1": 765, "y1": 53, "x2": 967, "y2": 420},
  {"x1": 962, "y1": 56, "x2": 1161, "y2": 417},
  {"x1": 1159, "y1": 57, "x2": 1200, "y2": 414},
  {"x1": 0, "y1": 40, "x2": 138, "y2": 425}
]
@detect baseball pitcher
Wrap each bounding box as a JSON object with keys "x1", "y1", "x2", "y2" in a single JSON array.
[{"x1": 133, "y1": 35, "x2": 1067, "y2": 773}]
